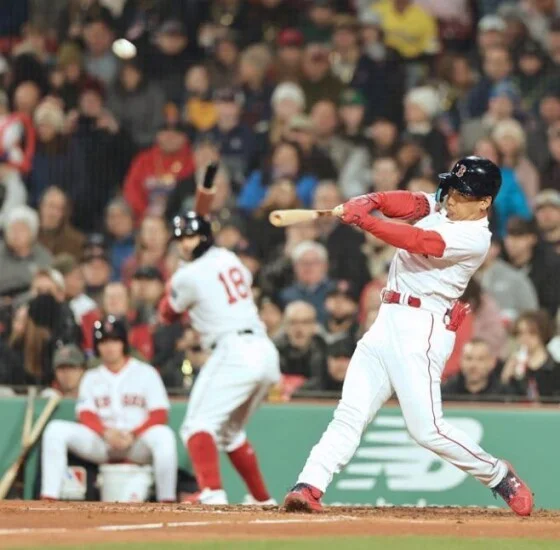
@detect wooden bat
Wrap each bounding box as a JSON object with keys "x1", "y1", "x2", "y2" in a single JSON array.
[
  {"x1": 0, "y1": 392, "x2": 61, "y2": 500},
  {"x1": 22, "y1": 387, "x2": 37, "y2": 446},
  {"x1": 269, "y1": 205, "x2": 344, "y2": 227},
  {"x1": 194, "y1": 161, "x2": 219, "y2": 216}
]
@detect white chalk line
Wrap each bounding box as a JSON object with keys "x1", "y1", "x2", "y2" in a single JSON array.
[{"x1": 0, "y1": 516, "x2": 357, "y2": 536}]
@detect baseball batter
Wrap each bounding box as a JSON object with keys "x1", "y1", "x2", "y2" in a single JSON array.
[
  {"x1": 284, "y1": 157, "x2": 534, "y2": 516},
  {"x1": 41, "y1": 316, "x2": 177, "y2": 502},
  {"x1": 158, "y1": 212, "x2": 280, "y2": 505}
]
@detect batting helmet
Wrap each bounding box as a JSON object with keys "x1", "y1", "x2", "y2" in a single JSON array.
[
  {"x1": 93, "y1": 315, "x2": 129, "y2": 356},
  {"x1": 171, "y1": 211, "x2": 213, "y2": 259},
  {"x1": 437, "y1": 156, "x2": 502, "y2": 204}
]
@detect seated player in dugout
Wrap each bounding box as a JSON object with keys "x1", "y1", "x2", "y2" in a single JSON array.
[
  {"x1": 284, "y1": 156, "x2": 534, "y2": 517},
  {"x1": 40, "y1": 316, "x2": 177, "y2": 502}
]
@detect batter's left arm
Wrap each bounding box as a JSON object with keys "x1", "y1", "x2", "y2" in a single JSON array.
[{"x1": 342, "y1": 191, "x2": 431, "y2": 223}]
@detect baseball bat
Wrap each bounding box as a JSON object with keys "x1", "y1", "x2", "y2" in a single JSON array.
[
  {"x1": 22, "y1": 387, "x2": 37, "y2": 446},
  {"x1": 0, "y1": 393, "x2": 61, "y2": 500},
  {"x1": 269, "y1": 205, "x2": 344, "y2": 227},
  {"x1": 194, "y1": 161, "x2": 219, "y2": 216}
]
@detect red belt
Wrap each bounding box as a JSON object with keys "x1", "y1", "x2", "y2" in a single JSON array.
[{"x1": 381, "y1": 289, "x2": 421, "y2": 308}]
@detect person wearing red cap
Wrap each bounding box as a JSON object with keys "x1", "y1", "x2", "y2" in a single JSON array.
[{"x1": 274, "y1": 28, "x2": 305, "y2": 82}]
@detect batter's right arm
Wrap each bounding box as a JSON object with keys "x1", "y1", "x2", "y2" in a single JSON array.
[{"x1": 342, "y1": 191, "x2": 431, "y2": 223}]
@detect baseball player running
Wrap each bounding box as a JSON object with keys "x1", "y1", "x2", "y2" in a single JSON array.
[
  {"x1": 41, "y1": 316, "x2": 177, "y2": 502},
  {"x1": 284, "y1": 157, "x2": 534, "y2": 516},
  {"x1": 158, "y1": 212, "x2": 280, "y2": 505}
]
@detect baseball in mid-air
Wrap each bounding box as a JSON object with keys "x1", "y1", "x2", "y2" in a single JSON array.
[{"x1": 112, "y1": 39, "x2": 137, "y2": 59}]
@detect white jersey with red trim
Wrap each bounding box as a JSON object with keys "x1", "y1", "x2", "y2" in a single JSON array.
[
  {"x1": 168, "y1": 247, "x2": 265, "y2": 348},
  {"x1": 76, "y1": 358, "x2": 169, "y2": 431},
  {"x1": 386, "y1": 193, "x2": 491, "y2": 313}
]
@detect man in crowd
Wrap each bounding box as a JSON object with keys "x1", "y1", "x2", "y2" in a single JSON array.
[
  {"x1": 42, "y1": 344, "x2": 87, "y2": 399},
  {"x1": 534, "y1": 189, "x2": 560, "y2": 253}
]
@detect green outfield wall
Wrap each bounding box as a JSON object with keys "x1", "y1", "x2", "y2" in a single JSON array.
[{"x1": 0, "y1": 398, "x2": 556, "y2": 508}]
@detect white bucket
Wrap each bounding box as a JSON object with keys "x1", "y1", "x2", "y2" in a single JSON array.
[{"x1": 98, "y1": 464, "x2": 154, "y2": 502}]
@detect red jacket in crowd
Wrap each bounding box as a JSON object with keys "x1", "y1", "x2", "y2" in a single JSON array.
[{"x1": 123, "y1": 142, "x2": 195, "y2": 222}]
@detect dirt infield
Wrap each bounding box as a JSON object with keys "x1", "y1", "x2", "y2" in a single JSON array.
[{"x1": 0, "y1": 501, "x2": 559, "y2": 548}]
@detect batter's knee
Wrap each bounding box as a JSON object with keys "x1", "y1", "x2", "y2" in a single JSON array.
[{"x1": 406, "y1": 423, "x2": 440, "y2": 450}]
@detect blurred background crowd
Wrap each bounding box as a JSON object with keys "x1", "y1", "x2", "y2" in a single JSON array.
[{"x1": 0, "y1": 0, "x2": 559, "y2": 404}]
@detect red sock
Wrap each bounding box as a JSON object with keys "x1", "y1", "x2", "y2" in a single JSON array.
[
  {"x1": 227, "y1": 440, "x2": 270, "y2": 502},
  {"x1": 187, "y1": 432, "x2": 222, "y2": 490}
]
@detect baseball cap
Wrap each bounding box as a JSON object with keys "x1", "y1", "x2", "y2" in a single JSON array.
[
  {"x1": 478, "y1": 15, "x2": 506, "y2": 33},
  {"x1": 158, "y1": 120, "x2": 189, "y2": 134},
  {"x1": 326, "y1": 280, "x2": 360, "y2": 302},
  {"x1": 490, "y1": 82, "x2": 521, "y2": 105},
  {"x1": 158, "y1": 19, "x2": 187, "y2": 36},
  {"x1": 132, "y1": 265, "x2": 164, "y2": 281},
  {"x1": 360, "y1": 12, "x2": 382, "y2": 27},
  {"x1": 287, "y1": 114, "x2": 314, "y2": 132},
  {"x1": 518, "y1": 39, "x2": 545, "y2": 60},
  {"x1": 535, "y1": 189, "x2": 560, "y2": 209},
  {"x1": 333, "y1": 14, "x2": 359, "y2": 32},
  {"x1": 213, "y1": 86, "x2": 244, "y2": 104},
  {"x1": 277, "y1": 28, "x2": 304, "y2": 48},
  {"x1": 340, "y1": 88, "x2": 366, "y2": 107},
  {"x1": 84, "y1": 233, "x2": 107, "y2": 251},
  {"x1": 81, "y1": 250, "x2": 111, "y2": 265},
  {"x1": 52, "y1": 254, "x2": 79, "y2": 276},
  {"x1": 53, "y1": 344, "x2": 86, "y2": 368}
]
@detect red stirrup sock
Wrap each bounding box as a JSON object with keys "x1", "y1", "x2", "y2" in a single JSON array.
[
  {"x1": 228, "y1": 441, "x2": 270, "y2": 502},
  {"x1": 187, "y1": 432, "x2": 222, "y2": 490}
]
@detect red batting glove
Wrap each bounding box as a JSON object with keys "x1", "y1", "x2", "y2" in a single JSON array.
[{"x1": 340, "y1": 193, "x2": 380, "y2": 225}]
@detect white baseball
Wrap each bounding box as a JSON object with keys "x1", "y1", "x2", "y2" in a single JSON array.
[{"x1": 112, "y1": 39, "x2": 137, "y2": 60}]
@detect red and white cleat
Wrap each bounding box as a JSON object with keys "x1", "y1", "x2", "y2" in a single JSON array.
[
  {"x1": 181, "y1": 488, "x2": 228, "y2": 505},
  {"x1": 283, "y1": 483, "x2": 324, "y2": 513},
  {"x1": 492, "y1": 461, "x2": 534, "y2": 516}
]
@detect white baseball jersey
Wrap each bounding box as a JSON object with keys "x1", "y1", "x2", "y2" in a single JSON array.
[
  {"x1": 169, "y1": 247, "x2": 265, "y2": 348},
  {"x1": 76, "y1": 358, "x2": 170, "y2": 431},
  {"x1": 386, "y1": 193, "x2": 491, "y2": 313}
]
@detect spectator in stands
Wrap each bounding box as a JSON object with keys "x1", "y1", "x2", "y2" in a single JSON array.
[
  {"x1": 38, "y1": 186, "x2": 85, "y2": 260},
  {"x1": 130, "y1": 266, "x2": 165, "y2": 326},
  {"x1": 501, "y1": 311, "x2": 560, "y2": 399},
  {"x1": 338, "y1": 89, "x2": 368, "y2": 147},
  {"x1": 269, "y1": 82, "x2": 306, "y2": 147},
  {"x1": 0, "y1": 206, "x2": 52, "y2": 298},
  {"x1": 403, "y1": 86, "x2": 449, "y2": 175},
  {"x1": 542, "y1": 121, "x2": 560, "y2": 192},
  {"x1": 300, "y1": 44, "x2": 344, "y2": 109},
  {"x1": 13, "y1": 80, "x2": 42, "y2": 116},
  {"x1": 504, "y1": 217, "x2": 560, "y2": 318},
  {"x1": 321, "y1": 337, "x2": 354, "y2": 394},
  {"x1": 83, "y1": 14, "x2": 119, "y2": 86},
  {"x1": 51, "y1": 42, "x2": 90, "y2": 113},
  {"x1": 52, "y1": 253, "x2": 96, "y2": 325},
  {"x1": 81, "y1": 247, "x2": 112, "y2": 306},
  {"x1": 183, "y1": 65, "x2": 217, "y2": 134},
  {"x1": 371, "y1": 156, "x2": 402, "y2": 192},
  {"x1": 526, "y1": 87, "x2": 560, "y2": 172},
  {"x1": 311, "y1": 99, "x2": 369, "y2": 195},
  {"x1": 300, "y1": 0, "x2": 335, "y2": 44},
  {"x1": 258, "y1": 294, "x2": 284, "y2": 339},
  {"x1": 239, "y1": 140, "x2": 318, "y2": 211},
  {"x1": 71, "y1": 80, "x2": 132, "y2": 232},
  {"x1": 477, "y1": 237, "x2": 539, "y2": 325},
  {"x1": 283, "y1": 114, "x2": 338, "y2": 181},
  {"x1": 313, "y1": 181, "x2": 370, "y2": 293},
  {"x1": 238, "y1": 44, "x2": 273, "y2": 130},
  {"x1": 279, "y1": 241, "x2": 335, "y2": 323},
  {"x1": 123, "y1": 122, "x2": 195, "y2": 222},
  {"x1": 473, "y1": 138, "x2": 532, "y2": 237},
  {"x1": 146, "y1": 20, "x2": 195, "y2": 104},
  {"x1": 275, "y1": 300, "x2": 328, "y2": 398},
  {"x1": 367, "y1": 117, "x2": 400, "y2": 159},
  {"x1": 274, "y1": 28, "x2": 304, "y2": 82},
  {"x1": 29, "y1": 99, "x2": 88, "y2": 209},
  {"x1": 534, "y1": 189, "x2": 560, "y2": 253},
  {"x1": 442, "y1": 339, "x2": 505, "y2": 399},
  {"x1": 105, "y1": 198, "x2": 135, "y2": 281},
  {"x1": 121, "y1": 215, "x2": 170, "y2": 284},
  {"x1": 207, "y1": 31, "x2": 240, "y2": 90},
  {"x1": 467, "y1": 46, "x2": 515, "y2": 118},
  {"x1": 491, "y1": 119, "x2": 540, "y2": 204},
  {"x1": 324, "y1": 280, "x2": 359, "y2": 345},
  {"x1": 43, "y1": 344, "x2": 86, "y2": 399},
  {"x1": 475, "y1": 15, "x2": 506, "y2": 62},
  {"x1": 107, "y1": 56, "x2": 166, "y2": 150},
  {"x1": 202, "y1": 87, "x2": 256, "y2": 186}
]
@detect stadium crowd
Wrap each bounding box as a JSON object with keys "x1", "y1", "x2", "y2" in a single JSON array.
[{"x1": 0, "y1": 0, "x2": 559, "y2": 403}]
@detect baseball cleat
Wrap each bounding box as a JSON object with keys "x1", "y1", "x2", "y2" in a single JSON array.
[
  {"x1": 492, "y1": 461, "x2": 534, "y2": 516},
  {"x1": 283, "y1": 483, "x2": 324, "y2": 513},
  {"x1": 242, "y1": 494, "x2": 277, "y2": 506},
  {"x1": 181, "y1": 488, "x2": 228, "y2": 505}
]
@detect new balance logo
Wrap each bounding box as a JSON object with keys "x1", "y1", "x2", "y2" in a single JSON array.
[{"x1": 335, "y1": 416, "x2": 484, "y2": 492}]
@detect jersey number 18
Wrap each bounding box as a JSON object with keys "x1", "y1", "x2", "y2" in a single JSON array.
[{"x1": 218, "y1": 267, "x2": 250, "y2": 305}]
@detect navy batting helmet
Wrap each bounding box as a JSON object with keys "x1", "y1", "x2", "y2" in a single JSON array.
[
  {"x1": 437, "y1": 156, "x2": 502, "y2": 204},
  {"x1": 93, "y1": 315, "x2": 129, "y2": 356},
  {"x1": 171, "y1": 211, "x2": 213, "y2": 259}
]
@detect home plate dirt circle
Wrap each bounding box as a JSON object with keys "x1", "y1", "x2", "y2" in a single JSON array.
[{"x1": 0, "y1": 501, "x2": 559, "y2": 548}]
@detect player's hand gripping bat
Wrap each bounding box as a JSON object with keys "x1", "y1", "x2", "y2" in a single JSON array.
[
  {"x1": 269, "y1": 205, "x2": 344, "y2": 227},
  {"x1": 193, "y1": 162, "x2": 219, "y2": 216}
]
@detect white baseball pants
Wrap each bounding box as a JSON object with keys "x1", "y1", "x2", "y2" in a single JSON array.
[
  {"x1": 41, "y1": 421, "x2": 178, "y2": 501},
  {"x1": 298, "y1": 304, "x2": 508, "y2": 492}
]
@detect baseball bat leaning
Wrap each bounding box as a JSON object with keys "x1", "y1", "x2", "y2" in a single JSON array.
[
  {"x1": 269, "y1": 205, "x2": 344, "y2": 227},
  {"x1": 0, "y1": 392, "x2": 61, "y2": 500},
  {"x1": 193, "y1": 161, "x2": 219, "y2": 216}
]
